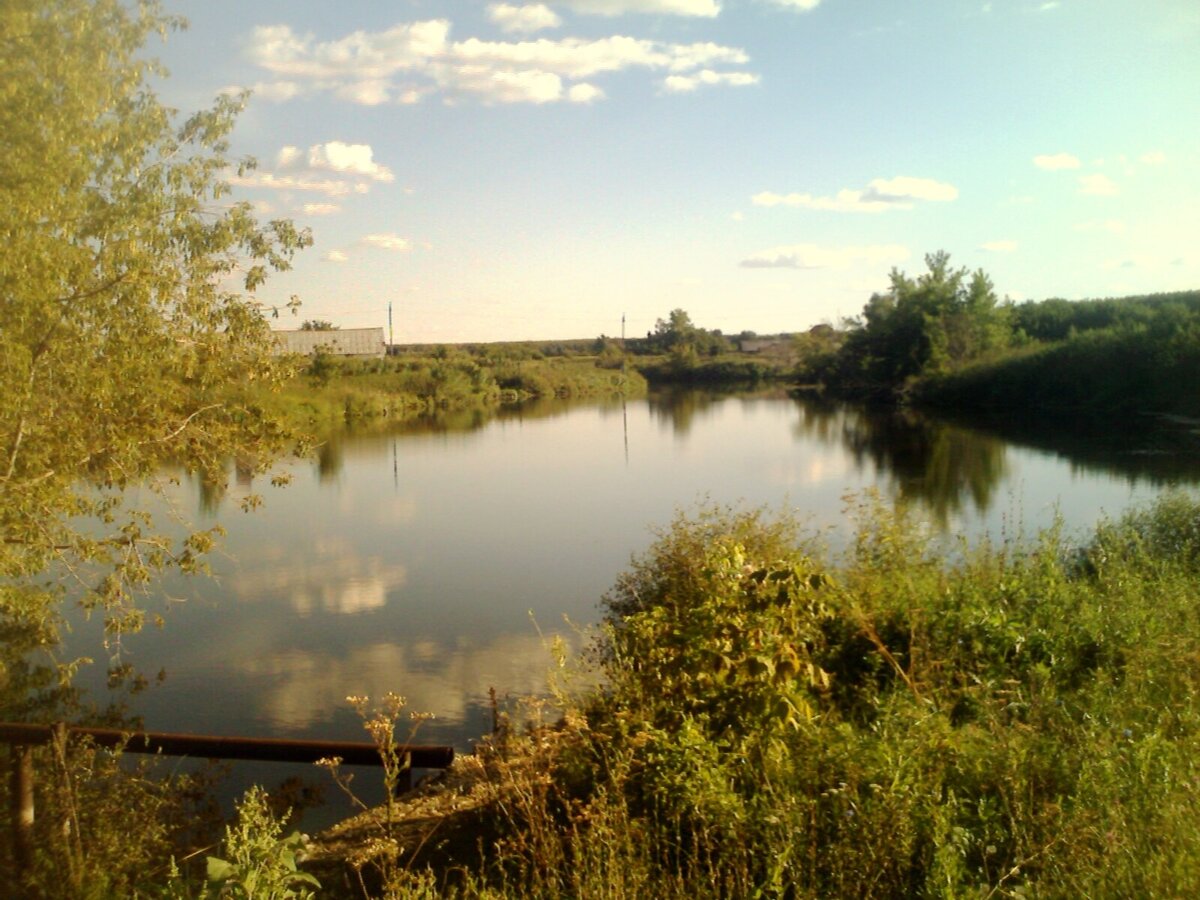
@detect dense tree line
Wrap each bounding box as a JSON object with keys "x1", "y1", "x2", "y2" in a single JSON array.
[{"x1": 798, "y1": 253, "x2": 1200, "y2": 414}]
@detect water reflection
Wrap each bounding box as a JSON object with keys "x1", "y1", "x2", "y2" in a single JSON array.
[
  {"x1": 230, "y1": 540, "x2": 407, "y2": 616},
  {"x1": 790, "y1": 395, "x2": 1200, "y2": 524},
  {"x1": 64, "y1": 390, "x2": 1200, "y2": 764},
  {"x1": 234, "y1": 631, "x2": 576, "y2": 733},
  {"x1": 940, "y1": 410, "x2": 1200, "y2": 486},
  {"x1": 648, "y1": 386, "x2": 792, "y2": 437}
]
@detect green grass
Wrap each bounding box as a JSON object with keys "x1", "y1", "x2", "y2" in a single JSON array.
[
  {"x1": 257, "y1": 353, "x2": 648, "y2": 433},
  {"x1": 365, "y1": 492, "x2": 1200, "y2": 898}
]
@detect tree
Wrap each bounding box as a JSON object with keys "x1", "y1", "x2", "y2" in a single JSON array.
[
  {"x1": 653, "y1": 308, "x2": 696, "y2": 350},
  {"x1": 0, "y1": 0, "x2": 311, "y2": 646},
  {"x1": 832, "y1": 252, "x2": 1010, "y2": 394},
  {"x1": 299, "y1": 319, "x2": 338, "y2": 331}
]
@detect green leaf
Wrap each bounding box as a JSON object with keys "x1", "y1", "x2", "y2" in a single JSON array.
[{"x1": 206, "y1": 855, "x2": 235, "y2": 883}]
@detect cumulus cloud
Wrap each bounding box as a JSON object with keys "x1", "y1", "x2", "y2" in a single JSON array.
[
  {"x1": 1139, "y1": 150, "x2": 1167, "y2": 165},
  {"x1": 324, "y1": 249, "x2": 349, "y2": 263},
  {"x1": 1033, "y1": 152, "x2": 1081, "y2": 171},
  {"x1": 336, "y1": 79, "x2": 394, "y2": 105},
  {"x1": 1079, "y1": 173, "x2": 1119, "y2": 196},
  {"x1": 552, "y1": 0, "x2": 721, "y2": 15},
  {"x1": 568, "y1": 82, "x2": 605, "y2": 102},
  {"x1": 302, "y1": 203, "x2": 341, "y2": 216},
  {"x1": 231, "y1": 141, "x2": 396, "y2": 199},
  {"x1": 740, "y1": 243, "x2": 910, "y2": 269},
  {"x1": 752, "y1": 176, "x2": 957, "y2": 213},
  {"x1": 489, "y1": 3, "x2": 562, "y2": 33},
  {"x1": 863, "y1": 176, "x2": 958, "y2": 202},
  {"x1": 250, "y1": 80, "x2": 303, "y2": 102},
  {"x1": 663, "y1": 69, "x2": 760, "y2": 91},
  {"x1": 320, "y1": 144, "x2": 392, "y2": 181},
  {"x1": 246, "y1": 21, "x2": 451, "y2": 80},
  {"x1": 979, "y1": 240, "x2": 1017, "y2": 252},
  {"x1": 226, "y1": 172, "x2": 371, "y2": 196},
  {"x1": 767, "y1": 0, "x2": 822, "y2": 10},
  {"x1": 243, "y1": 20, "x2": 755, "y2": 105},
  {"x1": 362, "y1": 233, "x2": 412, "y2": 251}
]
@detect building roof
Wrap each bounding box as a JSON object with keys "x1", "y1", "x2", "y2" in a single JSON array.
[{"x1": 273, "y1": 327, "x2": 386, "y2": 357}]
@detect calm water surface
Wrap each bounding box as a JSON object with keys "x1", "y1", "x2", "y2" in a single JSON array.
[{"x1": 62, "y1": 390, "x2": 1200, "y2": 820}]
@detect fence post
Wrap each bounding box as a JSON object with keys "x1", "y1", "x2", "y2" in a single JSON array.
[{"x1": 10, "y1": 744, "x2": 34, "y2": 877}]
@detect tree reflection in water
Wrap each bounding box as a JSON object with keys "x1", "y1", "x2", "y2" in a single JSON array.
[{"x1": 793, "y1": 396, "x2": 1007, "y2": 526}]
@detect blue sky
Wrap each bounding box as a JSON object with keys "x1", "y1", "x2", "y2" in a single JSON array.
[{"x1": 157, "y1": 0, "x2": 1200, "y2": 342}]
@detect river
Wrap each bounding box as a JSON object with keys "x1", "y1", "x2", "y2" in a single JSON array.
[{"x1": 60, "y1": 389, "x2": 1200, "y2": 823}]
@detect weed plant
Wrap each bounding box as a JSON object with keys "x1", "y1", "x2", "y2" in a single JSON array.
[{"x1": 373, "y1": 492, "x2": 1200, "y2": 898}]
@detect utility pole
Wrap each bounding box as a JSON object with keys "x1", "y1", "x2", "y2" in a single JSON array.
[
  {"x1": 620, "y1": 313, "x2": 627, "y2": 376},
  {"x1": 388, "y1": 301, "x2": 394, "y2": 352}
]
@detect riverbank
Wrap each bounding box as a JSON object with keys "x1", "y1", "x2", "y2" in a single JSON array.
[
  {"x1": 305, "y1": 492, "x2": 1200, "y2": 898},
  {"x1": 794, "y1": 254, "x2": 1200, "y2": 419},
  {"x1": 258, "y1": 352, "x2": 649, "y2": 434}
]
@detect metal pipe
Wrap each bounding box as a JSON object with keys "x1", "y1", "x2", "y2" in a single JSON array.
[{"x1": 0, "y1": 723, "x2": 453, "y2": 769}]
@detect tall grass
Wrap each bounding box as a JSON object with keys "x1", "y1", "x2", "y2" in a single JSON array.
[
  {"x1": 262, "y1": 354, "x2": 647, "y2": 433},
  {"x1": 370, "y1": 493, "x2": 1200, "y2": 898}
]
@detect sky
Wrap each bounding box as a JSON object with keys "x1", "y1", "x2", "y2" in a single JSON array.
[{"x1": 154, "y1": 0, "x2": 1200, "y2": 343}]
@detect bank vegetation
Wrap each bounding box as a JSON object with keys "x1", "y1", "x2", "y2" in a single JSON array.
[{"x1": 794, "y1": 251, "x2": 1200, "y2": 419}]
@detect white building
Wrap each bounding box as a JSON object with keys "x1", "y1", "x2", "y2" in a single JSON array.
[{"x1": 273, "y1": 327, "x2": 386, "y2": 358}]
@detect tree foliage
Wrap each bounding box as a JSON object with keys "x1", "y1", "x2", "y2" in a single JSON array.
[
  {"x1": 0, "y1": 0, "x2": 311, "y2": 640},
  {"x1": 646, "y1": 308, "x2": 731, "y2": 362},
  {"x1": 808, "y1": 252, "x2": 1011, "y2": 398}
]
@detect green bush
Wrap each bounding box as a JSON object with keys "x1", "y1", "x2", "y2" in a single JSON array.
[{"x1": 537, "y1": 493, "x2": 1200, "y2": 897}]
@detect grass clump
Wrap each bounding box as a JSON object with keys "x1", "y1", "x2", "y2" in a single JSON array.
[{"x1": 356, "y1": 492, "x2": 1200, "y2": 898}]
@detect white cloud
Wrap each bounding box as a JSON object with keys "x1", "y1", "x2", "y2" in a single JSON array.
[
  {"x1": 246, "y1": 21, "x2": 451, "y2": 80},
  {"x1": 663, "y1": 69, "x2": 760, "y2": 92},
  {"x1": 239, "y1": 142, "x2": 395, "y2": 197},
  {"x1": 251, "y1": 80, "x2": 303, "y2": 102},
  {"x1": 1039, "y1": 1, "x2": 1060, "y2": 10},
  {"x1": 979, "y1": 240, "x2": 1018, "y2": 252},
  {"x1": 324, "y1": 250, "x2": 349, "y2": 263},
  {"x1": 302, "y1": 203, "x2": 341, "y2": 216},
  {"x1": 362, "y1": 233, "x2": 412, "y2": 251},
  {"x1": 753, "y1": 189, "x2": 895, "y2": 212},
  {"x1": 335, "y1": 79, "x2": 393, "y2": 106},
  {"x1": 863, "y1": 176, "x2": 958, "y2": 202},
  {"x1": 1033, "y1": 152, "x2": 1081, "y2": 170},
  {"x1": 552, "y1": 0, "x2": 721, "y2": 16},
  {"x1": 449, "y1": 66, "x2": 565, "y2": 103},
  {"x1": 226, "y1": 172, "x2": 370, "y2": 196},
  {"x1": 1079, "y1": 173, "x2": 1119, "y2": 196},
  {"x1": 276, "y1": 146, "x2": 302, "y2": 169},
  {"x1": 752, "y1": 176, "x2": 957, "y2": 213},
  {"x1": 731, "y1": 211, "x2": 745, "y2": 221},
  {"x1": 568, "y1": 82, "x2": 605, "y2": 102},
  {"x1": 1074, "y1": 218, "x2": 1126, "y2": 234},
  {"x1": 767, "y1": 0, "x2": 822, "y2": 10},
  {"x1": 1139, "y1": 150, "x2": 1167, "y2": 165},
  {"x1": 302, "y1": 142, "x2": 395, "y2": 182},
  {"x1": 740, "y1": 243, "x2": 910, "y2": 269},
  {"x1": 449, "y1": 35, "x2": 747, "y2": 78},
  {"x1": 490, "y1": 3, "x2": 562, "y2": 33},
  {"x1": 243, "y1": 20, "x2": 755, "y2": 105}
]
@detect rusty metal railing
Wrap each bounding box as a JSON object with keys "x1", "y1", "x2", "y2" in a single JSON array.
[{"x1": 1, "y1": 721, "x2": 455, "y2": 875}]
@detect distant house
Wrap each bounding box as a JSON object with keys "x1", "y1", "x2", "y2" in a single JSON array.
[{"x1": 273, "y1": 327, "x2": 386, "y2": 358}]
